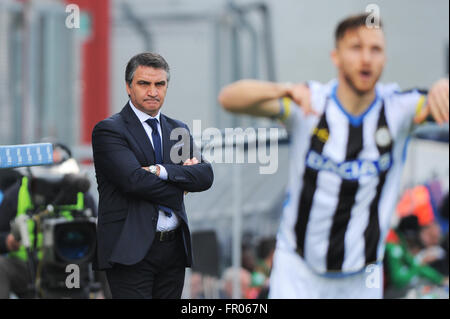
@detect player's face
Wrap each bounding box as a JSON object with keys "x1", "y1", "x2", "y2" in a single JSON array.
[
  {"x1": 333, "y1": 27, "x2": 386, "y2": 95},
  {"x1": 126, "y1": 66, "x2": 168, "y2": 116}
]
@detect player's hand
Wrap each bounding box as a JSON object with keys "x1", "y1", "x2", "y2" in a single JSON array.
[
  {"x1": 415, "y1": 78, "x2": 449, "y2": 125},
  {"x1": 286, "y1": 83, "x2": 317, "y2": 116},
  {"x1": 6, "y1": 233, "x2": 20, "y2": 252},
  {"x1": 420, "y1": 253, "x2": 439, "y2": 265}
]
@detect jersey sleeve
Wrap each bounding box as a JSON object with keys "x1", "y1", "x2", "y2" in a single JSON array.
[
  {"x1": 277, "y1": 81, "x2": 329, "y2": 134},
  {"x1": 276, "y1": 97, "x2": 302, "y2": 134},
  {"x1": 384, "y1": 87, "x2": 428, "y2": 135}
]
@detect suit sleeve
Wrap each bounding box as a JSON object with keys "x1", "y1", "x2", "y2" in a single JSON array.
[
  {"x1": 163, "y1": 124, "x2": 214, "y2": 193},
  {"x1": 92, "y1": 120, "x2": 184, "y2": 211}
]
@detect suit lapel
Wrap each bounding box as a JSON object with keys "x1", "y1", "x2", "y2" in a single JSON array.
[
  {"x1": 120, "y1": 103, "x2": 156, "y2": 165},
  {"x1": 160, "y1": 114, "x2": 175, "y2": 164}
]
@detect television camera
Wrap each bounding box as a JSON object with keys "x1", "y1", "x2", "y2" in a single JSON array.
[{"x1": 2, "y1": 143, "x2": 99, "y2": 298}]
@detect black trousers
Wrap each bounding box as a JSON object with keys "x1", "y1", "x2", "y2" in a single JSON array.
[
  {"x1": 0, "y1": 256, "x2": 32, "y2": 299},
  {"x1": 105, "y1": 230, "x2": 186, "y2": 299}
]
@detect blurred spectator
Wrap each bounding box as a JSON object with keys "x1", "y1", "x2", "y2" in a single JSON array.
[
  {"x1": 420, "y1": 221, "x2": 442, "y2": 248},
  {"x1": 220, "y1": 267, "x2": 251, "y2": 299},
  {"x1": 416, "y1": 221, "x2": 445, "y2": 269},
  {"x1": 425, "y1": 179, "x2": 448, "y2": 233},
  {"x1": 426, "y1": 193, "x2": 449, "y2": 276},
  {"x1": 440, "y1": 193, "x2": 449, "y2": 220},
  {"x1": 396, "y1": 185, "x2": 435, "y2": 227},
  {"x1": 241, "y1": 247, "x2": 256, "y2": 274},
  {"x1": 0, "y1": 169, "x2": 22, "y2": 193},
  {"x1": 251, "y1": 237, "x2": 276, "y2": 299},
  {"x1": 190, "y1": 272, "x2": 205, "y2": 299},
  {"x1": 384, "y1": 215, "x2": 448, "y2": 298},
  {"x1": 392, "y1": 184, "x2": 448, "y2": 277},
  {"x1": 0, "y1": 169, "x2": 22, "y2": 206},
  {"x1": 241, "y1": 234, "x2": 257, "y2": 274}
]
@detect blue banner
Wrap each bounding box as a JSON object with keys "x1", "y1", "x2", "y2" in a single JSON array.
[{"x1": 0, "y1": 143, "x2": 54, "y2": 169}]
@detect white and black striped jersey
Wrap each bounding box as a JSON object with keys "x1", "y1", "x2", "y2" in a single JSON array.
[{"x1": 277, "y1": 79, "x2": 427, "y2": 275}]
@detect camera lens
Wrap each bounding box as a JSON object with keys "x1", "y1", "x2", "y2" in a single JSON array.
[
  {"x1": 58, "y1": 230, "x2": 90, "y2": 260},
  {"x1": 54, "y1": 221, "x2": 96, "y2": 263}
]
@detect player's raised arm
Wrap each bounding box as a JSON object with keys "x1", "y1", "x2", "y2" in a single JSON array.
[
  {"x1": 414, "y1": 78, "x2": 449, "y2": 125},
  {"x1": 218, "y1": 79, "x2": 314, "y2": 118}
]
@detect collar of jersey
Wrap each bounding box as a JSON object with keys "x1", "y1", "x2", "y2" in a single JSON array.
[{"x1": 331, "y1": 83, "x2": 380, "y2": 127}]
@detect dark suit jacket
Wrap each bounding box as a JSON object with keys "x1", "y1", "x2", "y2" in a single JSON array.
[{"x1": 92, "y1": 103, "x2": 214, "y2": 270}]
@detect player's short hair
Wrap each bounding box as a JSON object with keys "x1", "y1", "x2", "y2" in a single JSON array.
[
  {"x1": 335, "y1": 13, "x2": 384, "y2": 47},
  {"x1": 125, "y1": 52, "x2": 170, "y2": 86}
]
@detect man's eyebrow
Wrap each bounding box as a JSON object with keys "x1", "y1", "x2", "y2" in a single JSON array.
[{"x1": 136, "y1": 80, "x2": 166, "y2": 84}]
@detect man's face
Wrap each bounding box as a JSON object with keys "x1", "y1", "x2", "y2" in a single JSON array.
[
  {"x1": 332, "y1": 26, "x2": 386, "y2": 95},
  {"x1": 420, "y1": 222, "x2": 442, "y2": 247},
  {"x1": 126, "y1": 65, "x2": 168, "y2": 116}
]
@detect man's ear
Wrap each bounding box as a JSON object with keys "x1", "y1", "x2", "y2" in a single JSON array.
[
  {"x1": 126, "y1": 81, "x2": 132, "y2": 97},
  {"x1": 330, "y1": 49, "x2": 339, "y2": 68}
]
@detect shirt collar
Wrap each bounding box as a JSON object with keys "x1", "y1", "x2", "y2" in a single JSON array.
[{"x1": 129, "y1": 100, "x2": 161, "y2": 123}]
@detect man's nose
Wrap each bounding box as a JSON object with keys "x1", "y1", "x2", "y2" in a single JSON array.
[
  {"x1": 361, "y1": 48, "x2": 371, "y2": 64},
  {"x1": 147, "y1": 85, "x2": 158, "y2": 96}
]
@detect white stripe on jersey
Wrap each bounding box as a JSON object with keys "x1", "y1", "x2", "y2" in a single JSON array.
[
  {"x1": 304, "y1": 105, "x2": 349, "y2": 271},
  {"x1": 277, "y1": 80, "x2": 425, "y2": 275}
]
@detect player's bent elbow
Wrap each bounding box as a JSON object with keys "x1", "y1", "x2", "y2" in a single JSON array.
[
  {"x1": 218, "y1": 88, "x2": 240, "y2": 113},
  {"x1": 218, "y1": 91, "x2": 232, "y2": 111}
]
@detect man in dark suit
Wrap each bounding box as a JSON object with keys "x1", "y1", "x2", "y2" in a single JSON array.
[{"x1": 92, "y1": 52, "x2": 214, "y2": 299}]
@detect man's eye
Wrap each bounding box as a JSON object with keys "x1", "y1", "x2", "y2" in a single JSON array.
[{"x1": 372, "y1": 47, "x2": 382, "y2": 53}]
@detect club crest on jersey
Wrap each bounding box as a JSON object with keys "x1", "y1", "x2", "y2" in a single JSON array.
[
  {"x1": 306, "y1": 150, "x2": 393, "y2": 180},
  {"x1": 375, "y1": 126, "x2": 392, "y2": 148},
  {"x1": 312, "y1": 127, "x2": 329, "y2": 143}
]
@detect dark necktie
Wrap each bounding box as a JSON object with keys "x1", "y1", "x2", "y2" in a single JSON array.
[
  {"x1": 145, "y1": 118, "x2": 172, "y2": 218},
  {"x1": 145, "y1": 118, "x2": 163, "y2": 164}
]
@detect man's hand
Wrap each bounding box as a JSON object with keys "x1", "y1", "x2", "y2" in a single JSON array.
[
  {"x1": 415, "y1": 78, "x2": 449, "y2": 125},
  {"x1": 183, "y1": 157, "x2": 199, "y2": 166},
  {"x1": 6, "y1": 233, "x2": 20, "y2": 252},
  {"x1": 285, "y1": 83, "x2": 316, "y2": 116},
  {"x1": 420, "y1": 253, "x2": 439, "y2": 266},
  {"x1": 182, "y1": 158, "x2": 199, "y2": 195}
]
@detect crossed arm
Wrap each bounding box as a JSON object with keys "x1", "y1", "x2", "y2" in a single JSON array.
[
  {"x1": 142, "y1": 125, "x2": 214, "y2": 193},
  {"x1": 92, "y1": 121, "x2": 213, "y2": 211},
  {"x1": 143, "y1": 157, "x2": 214, "y2": 193}
]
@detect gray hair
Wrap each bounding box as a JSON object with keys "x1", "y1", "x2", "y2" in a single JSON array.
[{"x1": 125, "y1": 52, "x2": 170, "y2": 86}]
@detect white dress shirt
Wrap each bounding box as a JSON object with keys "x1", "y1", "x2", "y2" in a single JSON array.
[{"x1": 129, "y1": 100, "x2": 180, "y2": 231}]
